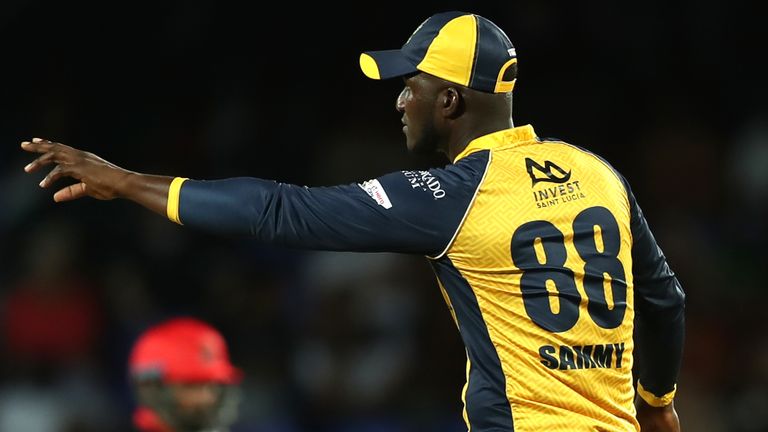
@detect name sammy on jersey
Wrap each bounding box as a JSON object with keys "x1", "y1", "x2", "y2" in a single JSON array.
[{"x1": 539, "y1": 342, "x2": 625, "y2": 370}]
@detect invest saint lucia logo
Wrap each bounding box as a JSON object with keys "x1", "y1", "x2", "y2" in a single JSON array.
[
  {"x1": 526, "y1": 157, "x2": 586, "y2": 209},
  {"x1": 525, "y1": 158, "x2": 572, "y2": 186}
]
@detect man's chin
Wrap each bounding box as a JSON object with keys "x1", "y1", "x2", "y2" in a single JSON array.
[{"x1": 175, "y1": 412, "x2": 218, "y2": 431}]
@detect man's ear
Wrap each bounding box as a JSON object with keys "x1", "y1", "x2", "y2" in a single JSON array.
[{"x1": 441, "y1": 87, "x2": 463, "y2": 118}]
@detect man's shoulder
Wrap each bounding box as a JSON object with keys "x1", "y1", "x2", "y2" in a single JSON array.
[{"x1": 532, "y1": 139, "x2": 627, "y2": 184}]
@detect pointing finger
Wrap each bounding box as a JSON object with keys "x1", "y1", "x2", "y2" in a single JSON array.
[{"x1": 20, "y1": 138, "x2": 55, "y2": 154}]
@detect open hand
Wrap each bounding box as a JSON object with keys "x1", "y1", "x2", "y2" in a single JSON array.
[{"x1": 22, "y1": 138, "x2": 133, "y2": 202}]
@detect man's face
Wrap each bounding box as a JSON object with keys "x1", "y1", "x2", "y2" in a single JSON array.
[
  {"x1": 137, "y1": 381, "x2": 240, "y2": 432},
  {"x1": 168, "y1": 383, "x2": 222, "y2": 430},
  {"x1": 396, "y1": 73, "x2": 440, "y2": 154}
]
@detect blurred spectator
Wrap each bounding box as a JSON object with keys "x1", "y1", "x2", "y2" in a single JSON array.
[
  {"x1": 0, "y1": 219, "x2": 114, "y2": 431},
  {"x1": 292, "y1": 252, "x2": 464, "y2": 431},
  {"x1": 2, "y1": 220, "x2": 102, "y2": 367}
]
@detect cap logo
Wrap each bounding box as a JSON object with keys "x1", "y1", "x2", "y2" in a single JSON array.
[
  {"x1": 507, "y1": 48, "x2": 516, "y2": 57},
  {"x1": 201, "y1": 343, "x2": 215, "y2": 364}
]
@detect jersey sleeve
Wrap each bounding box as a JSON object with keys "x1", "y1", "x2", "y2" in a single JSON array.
[
  {"x1": 172, "y1": 151, "x2": 490, "y2": 256},
  {"x1": 622, "y1": 177, "x2": 686, "y2": 406}
]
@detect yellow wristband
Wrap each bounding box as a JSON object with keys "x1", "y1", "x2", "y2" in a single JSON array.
[
  {"x1": 167, "y1": 177, "x2": 188, "y2": 225},
  {"x1": 637, "y1": 381, "x2": 676, "y2": 407}
]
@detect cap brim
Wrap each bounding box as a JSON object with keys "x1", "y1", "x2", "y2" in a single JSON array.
[
  {"x1": 133, "y1": 364, "x2": 244, "y2": 384},
  {"x1": 222, "y1": 366, "x2": 244, "y2": 384},
  {"x1": 359, "y1": 49, "x2": 418, "y2": 80}
]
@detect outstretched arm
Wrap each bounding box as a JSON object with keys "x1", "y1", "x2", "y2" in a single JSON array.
[
  {"x1": 22, "y1": 138, "x2": 172, "y2": 216},
  {"x1": 22, "y1": 137, "x2": 490, "y2": 255}
]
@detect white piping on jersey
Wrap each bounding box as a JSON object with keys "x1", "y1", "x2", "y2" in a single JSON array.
[{"x1": 427, "y1": 151, "x2": 493, "y2": 261}]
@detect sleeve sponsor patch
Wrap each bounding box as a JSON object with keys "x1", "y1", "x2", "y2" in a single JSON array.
[{"x1": 358, "y1": 179, "x2": 393, "y2": 209}]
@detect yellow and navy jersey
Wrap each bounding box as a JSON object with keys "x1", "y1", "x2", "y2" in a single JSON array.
[{"x1": 169, "y1": 124, "x2": 685, "y2": 432}]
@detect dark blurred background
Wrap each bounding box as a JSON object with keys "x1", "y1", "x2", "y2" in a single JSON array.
[{"x1": 1, "y1": 1, "x2": 766, "y2": 431}]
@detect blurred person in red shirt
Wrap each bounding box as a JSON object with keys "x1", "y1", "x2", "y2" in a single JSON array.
[
  {"x1": 2, "y1": 218, "x2": 103, "y2": 368},
  {"x1": 129, "y1": 317, "x2": 242, "y2": 432}
]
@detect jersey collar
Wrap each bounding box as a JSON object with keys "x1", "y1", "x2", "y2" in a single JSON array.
[{"x1": 453, "y1": 124, "x2": 538, "y2": 163}]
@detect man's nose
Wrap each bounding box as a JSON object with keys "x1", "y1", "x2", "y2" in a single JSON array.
[
  {"x1": 395, "y1": 88, "x2": 408, "y2": 112},
  {"x1": 187, "y1": 383, "x2": 220, "y2": 407}
]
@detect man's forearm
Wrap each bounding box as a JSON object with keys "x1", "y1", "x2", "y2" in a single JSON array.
[{"x1": 635, "y1": 306, "x2": 685, "y2": 406}]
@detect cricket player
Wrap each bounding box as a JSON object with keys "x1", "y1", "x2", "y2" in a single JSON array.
[
  {"x1": 129, "y1": 317, "x2": 241, "y2": 432},
  {"x1": 22, "y1": 11, "x2": 684, "y2": 432}
]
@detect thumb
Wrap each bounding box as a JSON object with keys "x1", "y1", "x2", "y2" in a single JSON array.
[{"x1": 53, "y1": 183, "x2": 88, "y2": 202}]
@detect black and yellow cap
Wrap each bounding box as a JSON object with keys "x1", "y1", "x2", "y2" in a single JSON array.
[{"x1": 360, "y1": 11, "x2": 518, "y2": 93}]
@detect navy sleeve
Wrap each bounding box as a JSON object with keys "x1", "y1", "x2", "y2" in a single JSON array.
[
  {"x1": 177, "y1": 151, "x2": 490, "y2": 256},
  {"x1": 623, "y1": 177, "x2": 686, "y2": 399}
]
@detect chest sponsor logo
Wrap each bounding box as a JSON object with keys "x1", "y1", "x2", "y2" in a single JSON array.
[
  {"x1": 525, "y1": 158, "x2": 586, "y2": 208},
  {"x1": 358, "y1": 179, "x2": 393, "y2": 209},
  {"x1": 402, "y1": 170, "x2": 446, "y2": 199}
]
